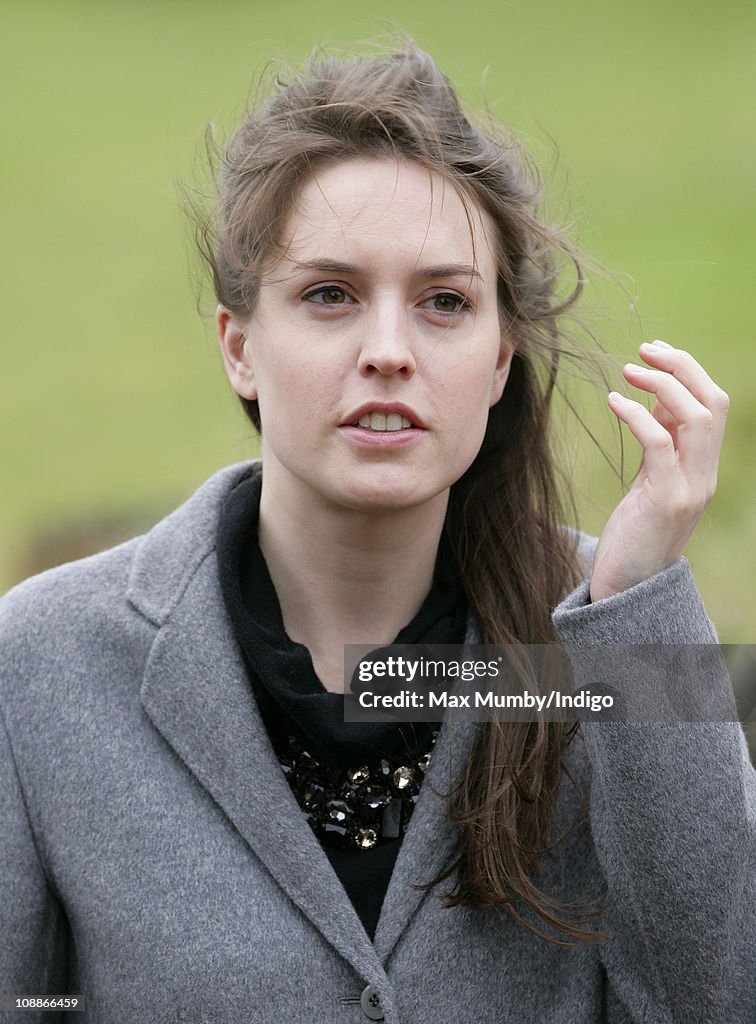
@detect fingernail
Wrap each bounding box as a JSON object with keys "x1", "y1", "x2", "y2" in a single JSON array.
[
  {"x1": 609, "y1": 391, "x2": 630, "y2": 402},
  {"x1": 644, "y1": 339, "x2": 673, "y2": 349}
]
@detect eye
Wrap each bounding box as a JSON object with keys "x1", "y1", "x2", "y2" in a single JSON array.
[
  {"x1": 421, "y1": 292, "x2": 472, "y2": 315},
  {"x1": 303, "y1": 285, "x2": 353, "y2": 305}
]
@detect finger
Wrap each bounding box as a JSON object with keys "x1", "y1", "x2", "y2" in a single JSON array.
[
  {"x1": 621, "y1": 363, "x2": 719, "y2": 484},
  {"x1": 650, "y1": 398, "x2": 680, "y2": 448},
  {"x1": 638, "y1": 341, "x2": 730, "y2": 449},
  {"x1": 607, "y1": 391, "x2": 681, "y2": 484}
]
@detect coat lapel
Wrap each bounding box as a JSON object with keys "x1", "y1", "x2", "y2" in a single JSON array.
[
  {"x1": 138, "y1": 553, "x2": 388, "y2": 984},
  {"x1": 372, "y1": 710, "x2": 478, "y2": 964},
  {"x1": 373, "y1": 621, "x2": 482, "y2": 964},
  {"x1": 129, "y1": 466, "x2": 387, "y2": 985}
]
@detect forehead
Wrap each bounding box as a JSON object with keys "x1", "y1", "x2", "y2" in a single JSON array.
[{"x1": 278, "y1": 157, "x2": 498, "y2": 274}]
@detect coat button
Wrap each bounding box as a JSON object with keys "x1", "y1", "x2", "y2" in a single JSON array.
[{"x1": 360, "y1": 984, "x2": 385, "y2": 1020}]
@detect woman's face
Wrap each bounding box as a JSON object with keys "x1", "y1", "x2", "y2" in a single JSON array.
[{"x1": 218, "y1": 157, "x2": 513, "y2": 517}]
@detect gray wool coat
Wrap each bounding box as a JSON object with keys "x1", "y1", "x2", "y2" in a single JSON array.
[{"x1": 1, "y1": 463, "x2": 754, "y2": 1024}]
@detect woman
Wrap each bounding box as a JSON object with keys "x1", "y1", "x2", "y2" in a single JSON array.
[{"x1": 0, "y1": 43, "x2": 753, "y2": 1023}]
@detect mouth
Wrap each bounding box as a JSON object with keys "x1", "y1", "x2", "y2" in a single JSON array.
[
  {"x1": 351, "y1": 412, "x2": 415, "y2": 432},
  {"x1": 342, "y1": 403, "x2": 426, "y2": 432}
]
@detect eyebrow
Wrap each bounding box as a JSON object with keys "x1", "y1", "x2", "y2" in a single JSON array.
[{"x1": 287, "y1": 258, "x2": 483, "y2": 281}]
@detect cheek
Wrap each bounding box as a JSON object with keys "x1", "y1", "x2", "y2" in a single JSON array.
[
  {"x1": 451, "y1": 343, "x2": 503, "y2": 404},
  {"x1": 445, "y1": 349, "x2": 502, "y2": 442},
  {"x1": 256, "y1": 359, "x2": 334, "y2": 432},
  {"x1": 438, "y1": 381, "x2": 488, "y2": 451}
]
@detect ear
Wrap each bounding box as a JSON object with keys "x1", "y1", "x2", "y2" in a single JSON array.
[
  {"x1": 489, "y1": 336, "x2": 515, "y2": 408},
  {"x1": 216, "y1": 305, "x2": 257, "y2": 400}
]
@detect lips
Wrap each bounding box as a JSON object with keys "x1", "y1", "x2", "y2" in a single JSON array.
[
  {"x1": 341, "y1": 402, "x2": 427, "y2": 431},
  {"x1": 357, "y1": 411, "x2": 412, "y2": 432}
]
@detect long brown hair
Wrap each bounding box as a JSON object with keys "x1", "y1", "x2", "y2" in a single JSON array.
[{"x1": 190, "y1": 41, "x2": 617, "y2": 943}]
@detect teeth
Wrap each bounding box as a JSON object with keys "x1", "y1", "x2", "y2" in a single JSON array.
[{"x1": 357, "y1": 412, "x2": 413, "y2": 431}]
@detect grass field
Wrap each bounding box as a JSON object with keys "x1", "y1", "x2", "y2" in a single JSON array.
[{"x1": 1, "y1": 0, "x2": 754, "y2": 647}]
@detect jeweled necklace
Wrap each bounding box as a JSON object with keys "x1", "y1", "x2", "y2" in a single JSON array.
[{"x1": 278, "y1": 728, "x2": 441, "y2": 850}]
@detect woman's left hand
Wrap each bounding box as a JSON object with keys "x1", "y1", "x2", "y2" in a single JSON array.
[{"x1": 590, "y1": 340, "x2": 730, "y2": 602}]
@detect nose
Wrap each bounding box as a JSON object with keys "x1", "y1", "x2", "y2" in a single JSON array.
[{"x1": 356, "y1": 305, "x2": 417, "y2": 380}]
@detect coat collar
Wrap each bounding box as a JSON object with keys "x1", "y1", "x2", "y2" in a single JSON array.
[
  {"x1": 129, "y1": 462, "x2": 479, "y2": 976},
  {"x1": 126, "y1": 462, "x2": 254, "y2": 628}
]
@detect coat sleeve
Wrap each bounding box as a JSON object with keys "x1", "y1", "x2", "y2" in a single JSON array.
[
  {"x1": 0, "y1": 702, "x2": 70, "y2": 1024},
  {"x1": 552, "y1": 554, "x2": 756, "y2": 1024}
]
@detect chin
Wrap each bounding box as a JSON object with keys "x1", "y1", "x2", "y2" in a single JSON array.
[{"x1": 331, "y1": 470, "x2": 452, "y2": 516}]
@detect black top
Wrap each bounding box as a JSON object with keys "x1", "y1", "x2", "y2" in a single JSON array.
[{"x1": 216, "y1": 466, "x2": 468, "y2": 938}]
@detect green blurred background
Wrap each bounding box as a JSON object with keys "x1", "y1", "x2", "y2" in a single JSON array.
[{"x1": 1, "y1": 0, "x2": 753, "y2": 668}]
